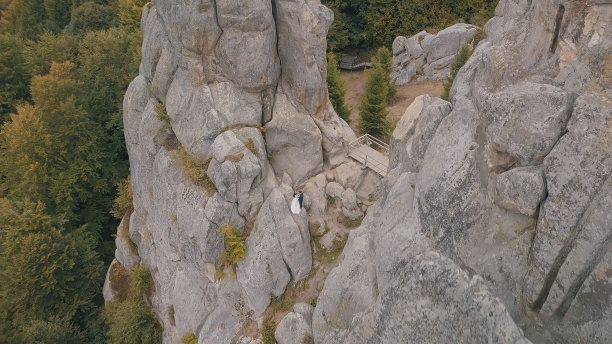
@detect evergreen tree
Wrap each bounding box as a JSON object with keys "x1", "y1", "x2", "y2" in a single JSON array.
[
  {"x1": 371, "y1": 46, "x2": 396, "y2": 100},
  {"x1": 326, "y1": 53, "x2": 351, "y2": 123},
  {"x1": 0, "y1": 198, "x2": 104, "y2": 343},
  {"x1": 366, "y1": 0, "x2": 399, "y2": 47},
  {"x1": 118, "y1": 0, "x2": 148, "y2": 32},
  {"x1": 0, "y1": 61, "x2": 107, "y2": 239},
  {"x1": 22, "y1": 31, "x2": 79, "y2": 77},
  {"x1": 0, "y1": 33, "x2": 28, "y2": 123},
  {"x1": 358, "y1": 66, "x2": 390, "y2": 140}
]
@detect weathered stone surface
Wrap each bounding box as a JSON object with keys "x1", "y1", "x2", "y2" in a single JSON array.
[
  {"x1": 341, "y1": 188, "x2": 363, "y2": 220},
  {"x1": 495, "y1": 166, "x2": 546, "y2": 216},
  {"x1": 389, "y1": 95, "x2": 451, "y2": 172},
  {"x1": 102, "y1": 259, "x2": 120, "y2": 302},
  {"x1": 302, "y1": 173, "x2": 327, "y2": 216},
  {"x1": 392, "y1": 24, "x2": 478, "y2": 85},
  {"x1": 275, "y1": 0, "x2": 333, "y2": 115},
  {"x1": 266, "y1": 92, "x2": 323, "y2": 185},
  {"x1": 482, "y1": 82, "x2": 573, "y2": 166},
  {"x1": 524, "y1": 93, "x2": 612, "y2": 322},
  {"x1": 325, "y1": 181, "x2": 344, "y2": 201},
  {"x1": 332, "y1": 161, "x2": 363, "y2": 190},
  {"x1": 275, "y1": 311, "x2": 313, "y2": 344},
  {"x1": 236, "y1": 195, "x2": 291, "y2": 313}
]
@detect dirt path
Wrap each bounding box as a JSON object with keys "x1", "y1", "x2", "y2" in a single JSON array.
[{"x1": 340, "y1": 71, "x2": 445, "y2": 134}]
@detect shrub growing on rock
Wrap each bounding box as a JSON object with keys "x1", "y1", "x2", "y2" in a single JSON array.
[
  {"x1": 442, "y1": 45, "x2": 472, "y2": 101},
  {"x1": 220, "y1": 224, "x2": 247, "y2": 266},
  {"x1": 104, "y1": 299, "x2": 162, "y2": 344},
  {"x1": 180, "y1": 332, "x2": 198, "y2": 344}
]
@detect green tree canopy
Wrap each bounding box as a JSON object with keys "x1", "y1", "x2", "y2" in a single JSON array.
[
  {"x1": 371, "y1": 46, "x2": 395, "y2": 100},
  {"x1": 0, "y1": 33, "x2": 28, "y2": 122},
  {"x1": 326, "y1": 53, "x2": 351, "y2": 123},
  {"x1": 0, "y1": 198, "x2": 104, "y2": 343},
  {"x1": 358, "y1": 66, "x2": 390, "y2": 140}
]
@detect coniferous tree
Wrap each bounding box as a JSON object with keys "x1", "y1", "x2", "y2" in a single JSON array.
[
  {"x1": 0, "y1": 33, "x2": 28, "y2": 123},
  {"x1": 326, "y1": 53, "x2": 351, "y2": 123},
  {"x1": 371, "y1": 46, "x2": 396, "y2": 100},
  {"x1": 366, "y1": 0, "x2": 400, "y2": 47},
  {"x1": 358, "y1": 66, "x2": 390, "y2": 140},
  {"x1": 0, "y1": 198, "x2": 104, "y2": 343}
]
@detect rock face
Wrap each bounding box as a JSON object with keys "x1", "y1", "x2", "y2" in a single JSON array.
[
  {"x1": 391, "y1": 23, "x2": 478, "y2": 85},
  {"x1": 105, "y1": 0, "x2": 354, "y2": 342},
  {"x1": 315, "y1": 1, "x2": 612, "y2": 344}
]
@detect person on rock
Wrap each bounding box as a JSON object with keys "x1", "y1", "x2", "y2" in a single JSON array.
[
  {"x1": 298, "y1": 190, "x2": 304, "y2": 210},
  {"x1": 291, "y1": 191, "x2": 301, "y2": 214}
]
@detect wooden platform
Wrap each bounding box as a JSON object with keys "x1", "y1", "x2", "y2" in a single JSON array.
[{"x1": 346, "y1": 134, "x2": 389, "y2": 177}]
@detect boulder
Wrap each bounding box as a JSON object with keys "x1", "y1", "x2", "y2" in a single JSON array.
[
  {"x1": 302, "y1": 173, "x2": 327, "y2": 216},
  {"x1": 325, "y1": 182, "x2": 345, "y2": 201},
  {"x1": 332, "y1": 161, "x2": 363, "y2": 190},
  {"x1": 482, "y1": 82, "x2": 573, "y2": 166},
  {"x1": 275, "y1": 311, "x2": 313, "y2": 344},
  {"x1": 391, "y1": 24, "x2": 477, "y2": 85},
  {"x1": 341, "y1": 188, "x2": 363, "y2": 220},
  {"x1": 266, "y1": 92, "x2": 324, "y2": 185},
  {"x1": 495, "y1": 166, "x2": 546, "y2": 216}
]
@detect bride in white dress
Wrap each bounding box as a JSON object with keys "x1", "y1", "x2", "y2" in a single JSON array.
[{"x1": 290, "y1": 192, "x2": 301, "y2": 214}]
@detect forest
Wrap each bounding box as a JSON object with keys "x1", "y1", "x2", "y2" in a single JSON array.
[{"x1": 0, "y1": 0, "x2": 498, "y2": 342}]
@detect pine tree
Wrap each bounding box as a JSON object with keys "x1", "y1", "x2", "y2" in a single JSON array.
[
  {"x1": 326, "y1": 53, "x2": 351, "y2": 123},
  {"x1": 358, "y1": 66, "x2": 390, "y2": 140},
  {"x1": 366, "y1": 0, "x2": 400, "y2": 47},
  {"x1": 0, "y1": 198, "x2": 104, "y2": 343},
  {"x1": 0, "y1": 33, "x2": 28, "y2": 123},
  {"x1": 371, "y1": 46, "x2": 396, "y2": 100}
]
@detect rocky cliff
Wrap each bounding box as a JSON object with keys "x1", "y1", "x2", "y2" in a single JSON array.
[
  {"x1": 314, "y1": 0, "x2": 611, "y2": 343},
  {"x1": 105, "y1": 0, "x2": 611, "y2": 343},
  {"x1": 104, "y1": 0, "x2": 355, "y2": 342}
]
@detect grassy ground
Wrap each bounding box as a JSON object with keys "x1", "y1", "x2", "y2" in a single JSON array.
[{"x1": 340, "y1": 70, "x2": 444, "y2": 134}]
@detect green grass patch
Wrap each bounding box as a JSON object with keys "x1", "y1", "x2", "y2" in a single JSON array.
[
  {"x1": 154, "y1": 102, "x2": 171, "y2": 129},
  {"x1": 181, "y1": 333, "x2": 198, "y2": 344},
  {"x1": 261, "y1": 318, "x2": 276, "y2": 344},
  {"x1": 337, "y1": 213, "x2": 363, "y2": 228},
  {"x1": 172, "y1": 145, "x2": 216, "y2": 196},
  {"x1": 129, "y1": 263, "x2": 154, "y2": 298}
]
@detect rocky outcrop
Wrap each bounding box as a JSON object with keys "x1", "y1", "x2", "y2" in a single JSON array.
[
  {"x1": 391, "y1": 23, "x2": 478, "y2": 85},
  {"x1": 315, "y1": 1, "x2": 612, "y2": 343},
  {"x1": 106, "y1": 0, "x2": 355, "y2": 342}
]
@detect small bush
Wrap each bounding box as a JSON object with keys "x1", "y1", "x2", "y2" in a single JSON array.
[
  {"x1": 244, "y1": 138, "x2": 258, "y2": 156},
  {"x1": 181, "y1": 333, "x2": 198, "y2": 344},
  {"x1": 300, "y1": 279, "x2": 309, "y2": 291},
  {"x1": 326, "y1": 195, "x2": 336, "y2": 207},
  {"x1": 337, "y1": 213, "x2": 364, "y2": 228},
  {"x1": 111, "y1": 176, "x2": 133, "y2": 219},
  {"x1": 130, "y1": 263, "x2": 154, "y2": 297},
  {"x1": 442, "y1": 45, "x2": 472, "y2": 101},
  {"x1": 225, "y1": 152, "x2": 244, "y2": 162},
  {"x1": 309, "y1": 298, "x2": 317, "y2": 307},
  {"x1": 154, "y1": 102, "x2": 171, "y2": 129},
  {"x1": 104, "y1": 299, "x2": 162, "y2": 344},
  {"x1": 216, "y1": 269, "x2": 225, "y2": 280},
  {"x1": 220, "y1": 224, "x2": 247, "y2": 266},
  {"x1": 261, "y1": 318, "x2": 276, "y2": 344},
  {"x1": 172, "y1": 145, "x2": 216, "y2": 196},
  {"x1": 170, "y1": 215, "x2": 177, "y2": 222},
  {"x1": 472, "y1": 28, "x2": 486, "y2": 47},
  {"x1": 109, "y1": 261, "x2": 132, "y2": 302}
]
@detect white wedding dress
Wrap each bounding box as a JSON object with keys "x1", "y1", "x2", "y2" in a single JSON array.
[{"x1": 290, "y1": 196, "x2": 301, "y2": 214}]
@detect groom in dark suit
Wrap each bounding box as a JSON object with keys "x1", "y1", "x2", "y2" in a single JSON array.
[{"x1": 298, "y1": 190, "x2": 304, "y2": 209}]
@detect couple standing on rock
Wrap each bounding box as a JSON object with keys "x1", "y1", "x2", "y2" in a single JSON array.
[{"x1": 291, "y1": 190, "x2": 304, "y2": 214}]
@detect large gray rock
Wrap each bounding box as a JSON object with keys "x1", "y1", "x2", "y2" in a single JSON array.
[
  {"x1": 482, "y1": 82, "x2": 573, "y2": 166},
  {"x1": 495, "y1": 166, "x2": 546, "y2": 216},
  {"x1": 340, "y1": 188, "x2": 363, "y2": 220},
  {"x1": 266, "y1": 92, "x2": 324, "y2": 185},
  {"x1": 389, "y1": 95, "x2": 452, "y2": 172},
  {"x1": 275, "y1": 311, "x2": 313, "y2": 344},
  {"x1": 391, "y1": 23, "x2": 478, "y2": 84},
  {"x1": 302, "y1": 173, "x2": 327, "y2": 216},
  {"x1": 313, "y1": 172, "x2": 529, "y2": 343}
]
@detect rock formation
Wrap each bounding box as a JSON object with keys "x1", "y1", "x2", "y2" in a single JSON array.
[
  {"x1": 107, "y1": 0, "x2": 355, "y2": 342},
  {"x1": 107, "y1": 0, "x2": 611, "y2": 343},
  {"x1": 315, "y1": 1, "x2": 611, "y2": 343},
  {"x1": 391, "y1": 23, "x2": 478, "y2": 85}
]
